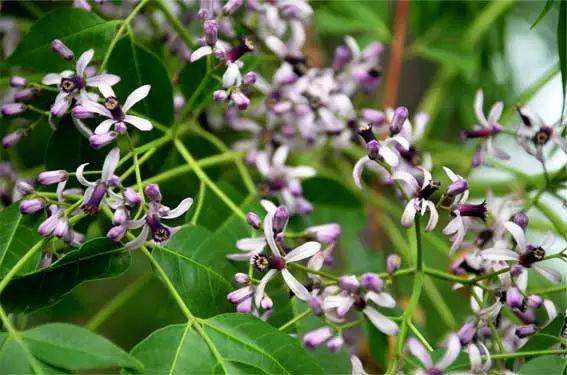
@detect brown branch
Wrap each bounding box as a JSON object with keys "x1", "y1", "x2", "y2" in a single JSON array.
[{"x1": 383, "y1": 0, "x2": 410, "y2": 108}]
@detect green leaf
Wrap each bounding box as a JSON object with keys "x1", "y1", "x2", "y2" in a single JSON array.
[
  {"x1": 153, "y1": 226, "x2": 237, "y2": 318},
  {"x1": 0, "y1": 333, "x2": 33, "y2": 374},
  {"x1": 0, "y1": 203, "x2": 43, "y2": 278},
  {"x1": 519, "y1": 354, "x2": 567, "y2": 375},
  {"x1": 1, "y1": 238, "x2": 130, "y2": 313},
  {"x1": 128, "y1": 313, "x2": 323, "y2": 374},
  {"x1": 108, "y1": 37, "x2": 174, "y2": 126},
  {"x1": 22, "y1": 323, "x2": 142, "y2": 372},
  {"x1": 6, "y1": 7, "x2": 119, "y2": 72},
  {"x1": 558, "y1": 0, "x2": 566, "y2": 122},
  {"x1": 531, "y1": 0, "x2": 555, "y2": 29}
]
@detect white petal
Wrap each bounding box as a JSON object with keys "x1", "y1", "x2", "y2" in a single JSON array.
[
  {"x1": 260, "y1": 199, "x2": 277, "y2": 214},
  {"x1": 423, "y1": 200, "x2": 438, "y2": 232},
  {"x1": 76, "y1": 49, "x2": 94, "y2": 76},
  {"x1": 236, "y1": 237, "x2": 267, "y2": 252},
  {"x1": 353, "y1": 156, "x2": 370, "y2": 189},
  {"x1": 285, "y1": 241, "x2": 321, "y2": 262},
  {"x1": 75, "y1": 163, "x2": 94, "y2": 187},
  {"x1": 254, "y1": 269, "x2": 277, "y2": 307},
  {"x1": 533, "y1": 264, "x2": 562, "y2": 283},
  {"x1": 436, "y1": 334, "x2": 461, "y2": 370},
  {"x1": 392, "y1": 171, "x2": 419, "y2": 193},
  {"x1": 163, "y1": 198, "x2": 193, "y2": 219},
  {"x1": 86, "y1": 74, "x2": 120, "y2": 87},
  {"x1": 264, "y1": 36, "x2": 287, "y2": 58},
  {"x1": 42, "y1": 73, "x2": 61, "y2": 85},
  {"x1": 540, "y1": 232, "x2": 556, "y2": 249},
  {"x1": 263, "y1": 210, "x2": 279, "y2": 256},
  {"x1": 481, "y1": 248, "x2": 519, "y2": 261},
  {"x1": 289, "y1": 166, "x2": 316, "y2": 178},
  {"x1": 281, "y1": 269, "x2": 310, "y2": 301},
  {"x1": 366, "y1": 291, "x2": 396, "y2": 308},
  {"x1": 401, "y1": 199, "x2": 418, "y2": 227},
  {"x1": 255, "y1": 152, "x2": 271, "y2": 177},
  {"x1": 488, "y1": 102, "x2": 503, "y2": 124},
  {"x1": 442, "y1": 166, "x2": 459, "y2": 182},
  {"x1": 391, "y1": 135, "x2": 410, "y2": 151},
  {"x1": 125, "y1": 218, "x2": 146, "y2": 230},
  {"x1": 474, "y1": 89, "x2": 487, "y2": 125},
  {"x1": 467, "y1": 343, "x2": 482, "y2": 372},
  {"x1": 190, "y1": 46, "x2": 213, "y2": 62},
  {"x1": 123, "y1": 85, "x2": 151, "y2": 112},
  {"x1": 272, "y1": 145, "x2": 289, "y2": 167},
  {"x1": 350, "y1": 356, "x2": 368, "y2": 375},
  {"x1": 124, "y1": 115, "x2": 153, "y2": 131},
  {"x1": 503, "y1": 221, "x2": 526, "y2": 253},
  {"x1": 99, "y1": 85, "x2": 115, "y2": 98},
  {"x1": 223, "y1": 62, "x2": 241, "y2": 88},
  {"x1": 82, "y1": 100, "x2": 112, "y2": 117},
  {"x1": 516, "y1": 268, "x2": 528, "y2": 291},
  {"x1": 407, "y1": 337, "x2": 433, "y2": 368},
  {"x1": 543, "y1": 299, "x2": 557, "y2": 324},
  {"x1": 94, "y1": 119, "x2": 116, "y2": 135},
  {"x1": 379, "y1": 146, "x2": 399, "y2": 167},
  {"x1": 125, "y1": 225, "x2": 150, "y2": 250},
  {"x1": 102, "y1": 147, "x2": 120, "y2": 182},
  {"x1": 364, "y1": 307, "x2": 399, "y2": 336},
  {"x1": 226, "y1": 252, "x2": 255, "y2": 261}
]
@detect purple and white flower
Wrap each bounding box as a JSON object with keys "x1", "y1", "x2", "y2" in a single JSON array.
[
  {"x1": 406, "y1": 334, "x2": 461, "y2": 375},
  {"x1": 392, "y1": 168, "x2": 439, "y2": 231}
]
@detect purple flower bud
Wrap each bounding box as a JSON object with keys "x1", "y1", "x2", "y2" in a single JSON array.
[
  {"x1": 123, "y1": 188, "x2": 142, "y2": 207},
  {"x1": 112, "y1": 207, "x2": 129, "y2": 225},
  {"x1": 516, "y1": 308, "x2": 537, "y2": 324},
  {"x1": 454, "y1": 201, "x2": 487, "y2": 221},
  {"x1": 479, "y1": 326, "x2": 492, "y2": 338},
  {"x1": 515, "y1": 324, "x2": 537, "y2": 338},
  {"x1": 506, "y1": 287, "x2": 523, "y2": 310},
  {"x1": 303, "y1": 327, "x2": 332, "y2": 349},
  {"x1": 338, "y1": 275, "x2": 360, "y2": 291},
  {"x1": 227, "y1": 286, "x2": 253, "y2": 304},
  {"x1": 390, "y1": 106, "x2": 408, "y2": 135},
  {"x1": 386, "y1": 254, "x2": 401, "y2": 274},
  {"x1": 20, "y1": 199, "x2": 45, "y2": 214},
  {"x1": 115, "y1": 122, "x2": 127, "y2": 134},
  {"x1": 2, "y1": 130, "x2": 25, "y2": 149},
  {"x1": 510, "y1": 265, "x2": 524, "y2": 277},
  {"x1": 363, "y1": 42, "x2": 384, "y2": 60},
  {"x1": 471, "y1": 146, "x2": 484, "y2": 167},
  {"x1": 446, "y1": 180, "x2": 468, "y2": 196},
  {"x1": 366, "y1": 139, "x2": 380, "y2": 160},
  {"x1": 1, "y1": 103, "x2": 27, "y2": 116},
  {"x1": 512, "y1": 212, "x2": 529, "y2": 231},
  {"x1": 361, "y1": 109, "x2": 385, "y2": 126},
  {"x1": 296, "y1": 198, "x2": 313, "y2": 216},
  {"x1": 50, "y1": 97, "x2": 69, "y2": 117},
  {"x1": 308, "y1": 295, "x2": 323, "y2": 315},
  {"x1": 223, "y1": 0, "x2": 243, "y2": 15},
  {"x1": 307, "y1": 224, "x2": 341, "y2": 244},
  {"x1": 224, "y1": 38, "x2": 255, "y2": 62},
  {"x1": 50, "y1": 39, "x2": 74, "y2": 60},
  {"x1": 236, "y1": 297, "x2": 252, "y2": 313},
  {"x1": 332, "y1": 45, "x2": 351, "y2": 71},
  {"x1": 198, "y1": 0, "x2": 212, "y2": 20},
  {"x1": 246, "y1": 212, "x2": 261, "y2": 229},
  {"x1": 174, "y1": 95, "x2": 186, "y2": 111},
  {"x1": 72, "y1": 105, "x2": 95, "y2": 119},
  {"x1": 272, "y1": 206, "x2": 289, "y2": 233},
  {"x1": 10, "y1": 76, "x2": 27, "y2": 88},
  {"x1": 231, "y1": 91, "x2": 250, "y2": 110},
  {"x1": 16, "y1": 181, "x2": 34, "y2": 195},
  {"x1": 327, "y1": 336, "x2": 344, "y2": 352},
  {"x1": 89, "y1": 132, "x2": 117, "y2": 150},
  {"x1": 38, "y1": 170, "x2": 68, "y2": 185},
  {"x1": 144, "y1": 184, "x2": 162, "y2": 202},
  {"x1": 243, "y1": 71, "x2": 257, "y2": 85},
  {"x1": 14, "y1": 88, "x2": 38, "y2": 103},
  {"x1": 287, "y1": 179, "x2": 302, "y2": 197},
  {"x1": 213, "y1": 90, "x2": 228, "y2": 102},
  {"x1": 525, "y1": 295, "x2": 543, "y2": 308},
  {"x1": 457, "y1": 322, "x2": 476, "y2": 345},
  {"x1": 53, "y1": 218, "x2": 70, "y2": 239},
  {"x1": 107, "y1": 225, "x2": 126, "y2": 242},
  {"x1": 272, "y1": 101, "x2": 293, "y2": 115},
  {"x1": 234, "y1": 273, "x2": 249, "y2": 284},
  {"x1": 39, "y1": 252, "x2": 53, "y2": 269},
  {"x1": 360, "y1": 273, "x2": 383, "y2": 291},
  {"x1": 204, "y1": 19, "x2": 218, "y2": 46},
  {"x1": 261, "y1": 296, "x2": 273, "y2": 310}
]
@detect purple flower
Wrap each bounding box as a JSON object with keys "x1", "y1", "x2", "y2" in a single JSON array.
[
  {"x1": 38, "y1": 205, "x2": 84, "y2": 246},
  {"x1": 38, "y1": 170, "x2": 68, "y2": 185},
  {"x1": 50, "y1": 39, "x2": 74, "y2": 60},
  {"x1": 1, "y1": 103, "x2": 26, "y2": 117},
  {"x1": 306, "y1": 224, "x2": 341, "y2": 244},
  {"x1": 89, "y1": 131, "x2": 118, "y2": 150},
  {"x1": 392, "y1": 169, "x2": 439, "y2": 231},
  {"x1": 9, "y1": 76, "x2": 27, "y2": 88},
  {"x1": 81, "y1": 85, "x2": 153, "y2": 134},
  {"x1": 20, "y1": 198, "x2": 44, "y2": 214},
  {"x1": 2, "y1": 130, "x2": 25, "y2": 149},
  {"x1": 386, "y1": 255, "x2": 401, "y2": 274},
  {"x1": 303, "y1": 327, "x2": 332, "y2": 349},
  {"x1": 515, "y1": 105, "x2": 567, "y2": 161}
]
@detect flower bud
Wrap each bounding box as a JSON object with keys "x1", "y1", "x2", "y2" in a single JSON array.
[
  {"x1": 213, "y1": 90, "x2": 228, "y2": 102},
  {"x1": 16, "y1": 181, "x2": 34, "y2": 195},
  {"x1": 72, "y1": 105, "x2": 95, "y2": 119},
  {"x1": 14, "y1": 88, "x2": 38, "y2": 103},
  {"x1": 366, "y1": 139, "x2": 380, "y2": 160},
  {"x1": 332, "y1": 45, "x2": 351, "y2": 71},
  {"x1": 10, "y1": 76, "x2": 27, "y2": 88},
  {"x1": 231, "y1": 91, "x2": 250, "y2": 110},
  {"x1": 260, "y1": 296, "x2": 273, "y2": 310},
  {"x1": 112, "y1": 207, "x2": 129, "y2": 225},
  {"x1": 227, "y1": 286, "x2": 252, "y2": 304},
  {"x1": 107, "y1": 225, "x2": 126, "y2": 242},
  {"x1": 446, "y1": 180, "x2": 468, "y2": 196},
  {"x1": 38, "y1": 170, "x2": 68, "y2": 185},
  {"x1": 123, "y1": 188, "x2": 142, "y2": 207},
  {"x1": 510, "y1": 265, "x2": 524, "y2": 277},
  {"x1": 361, "y1": 109, "x2": 385, "y2": 126},
  {"x1": 308, "y1": 295, "x2": 323, "y2": 315},
  {"x1": 306, "y1": 224, "x2": 341, "y2": 244},
  {"x1": 386, "y1": 254, "x2": 401, "y2": 274},
  {"x1": 246, "y1": 212, "x2": 261, "y2": 229},
  {"x1": 360, "y1": 273, "x2": 383, "y2": 291},
  {"x1": 144, "y1": 184, "x2": 162, "y2": 202},
  {"x1": 89, "y1": 132, "x2": 117, "y2": 150},
  {"x1": 457, "y1": 322, "x2": 476, "y2": 345},
  {"x1": 327, "y1": 336, "x2": 344, "y2": 352},
  {"x1": 2, "y1": 130, "x2": 25, "y2": 149},
  {"x1": 1, "y1": 103, "x2": 27, "y2": 116},
  {"x1": 390, "y1": 106, "x2": 408, "y2": 135},
  {"x1": 50, "y1": 97, "x2": 69, "y2": 117},
  {"x1": 243, "y1": 71, "x2": 257, "y2": 85},
  {"x1": 20, "y1": 199, "x2": 45, "y2": 214},
  {"x1": 287, "y1": 179, "x2": 302, "y2": 196},
  {"x1": 512, "y1": 212, "x2": 529, "y2": 231},
  {"x1": 50, "y1": 39, "x2": 74, "y2": 60},
  {"x1": 515, "y1": 324, "x2": 537, "y2": 338},
  {"x1": 303, "y1": 327, "x2": 332, "y2": 349},
  {"x1": 272, "y1": 206, "x2": 289, "y2": 233},
  {"x1": 236, "y1": 297, "x2": 253, "y2": 313},
  {"x1": 338, "y1": 275, "x2": 360, "y2": 291},
  {"x1": 296, "y1": 198, "x2": 313, "y2": 216},
  {"x1": 223, "y1": 0, "x2": 243, "y2": 15},
  {"x1": 525, "y1": 295, "x2": 543, "y2": 308},
  {"x1": 204, "y1": 19, "x2": 218, "y2": 46},
  {"x1": 39, "y1": 252, "x2": 53, "y2": 268},
  {"x1": 234, "y1": 272, "x2": 249, "y2": 284},
  {"x1": 506, "y1": 287, "x2": 523, "y2": 310}
]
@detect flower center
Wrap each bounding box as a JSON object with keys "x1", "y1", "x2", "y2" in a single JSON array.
[
  {"x1": 60, "y1": 76, "x2": 85, "y2": 93},
  {"x1": 104, "y1": 96, "x2": 125, "y2": 121},
  {"x1": 519, "y1": 246, "x2": 545, "y2": 267},
  {"x1": 252, "y1": 254, "x2": 269, "y2": 272},
  {"x1": 418, "y1": 181, "x2": 440, "y2": 200},
  {"x1": 533, "y1": 127, "x2": 552, "y2": 146}
]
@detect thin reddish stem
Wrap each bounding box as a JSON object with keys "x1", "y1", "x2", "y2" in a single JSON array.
[{"x1": 383, "y1": 0, "x2": 410, "y2": 108}]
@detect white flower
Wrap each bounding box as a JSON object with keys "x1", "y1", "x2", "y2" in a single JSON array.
[
  {"x1": 407, "y1": 334, "x2": 461, "y2": 374},
  {"x1": 392, "y1": 169, "x2": 439, "y2": 231}
]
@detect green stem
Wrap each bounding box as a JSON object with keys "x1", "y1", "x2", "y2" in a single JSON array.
[
  {"x1": 191, "y1": 181, "x2": 206, "y2": 225},
  {"x1": 174, "y1": 139, "x2": 245, "y2": 220},
  {"x1": 119, "y1": 148, "x2": 156, "y2": 181},
  {"x1": 488, "y1": 349, "x2": 567, "y2": 360},
  {"x1": 289, "y1": 262, "x2": 339, "y2": 281},
  {"x1": 529, "y1": 284, "x2": 567, "y2": 295},
  {"x1": 126, "y1": 132, "x2": 146, "y2": 219},
  {"x1": 0, "y1": 239, "x2": 45, "y2": 293},
  {"x1": 278, "y1": 309, "x2": 311, "y2": 331},
  {"x1": 407, "y1": 321, "x2": 433, "y2": 352}
]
